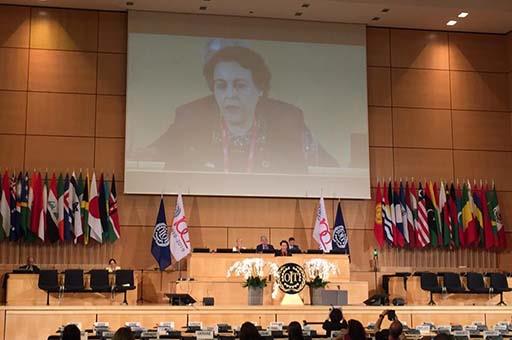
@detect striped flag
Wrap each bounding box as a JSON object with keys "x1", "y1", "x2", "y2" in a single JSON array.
[
  {"x1": 406, "y1": 182, "x2": 417, "y2": 248},
  {"x1": 416, "y1": 183, "x2": 430, "y2": 248},
  {"x1": 382, "y1": 181, "x2": 394, "y2": 245},
  {"x1": 38, "y1": 174, "x2": 48, "y2": 242}
]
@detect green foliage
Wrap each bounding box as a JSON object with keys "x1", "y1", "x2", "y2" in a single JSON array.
[
  {"x1": 242, "y1": 276, "x2": 267, "y2": 288},
  {"x1": 305, "y1": 275, "x2": 329, "y2": 288}
]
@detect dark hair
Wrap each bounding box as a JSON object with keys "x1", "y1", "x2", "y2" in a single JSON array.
[
  {"x1": 62, "y1": 324, "x2": 81, "y2": 340},
  {"x1": 329, "y1": 308, "x2": 343, "y2": 323},
  {"x1": 109, "y1": 258, "x2": 117, "y2": 265},
  {"x1": 347, "y1": 319, "x2": 366, "y2": 340},
  {"x1": 288, "y1": 237, "x2": 295, "y2": 241},
  {"x1": 288, "y1": 321, "x2": 303, "y2": 340},
  {"x1": 203, "y1": 46, "x2": 271, "y2": 96},
  {"x1": 113, "y1": 327, "x2": 135, "y2": 340},
  {"x1": 240, "y1": 322, "x2": 261, "y2": 340},
  {"x1": 280, "y1": 240, "x2": 289, "y2": 247},
  {"x1": 389, "y1": 320, "x2": 403, "y2": 340}
]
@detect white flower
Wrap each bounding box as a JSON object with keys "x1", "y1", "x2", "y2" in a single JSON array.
[
  {"x1": 226, "y1": 258, "x2": 278, "y2": 281},
  {"x1": 303, "y1": 259, "x2": 338, "y2": 282}
]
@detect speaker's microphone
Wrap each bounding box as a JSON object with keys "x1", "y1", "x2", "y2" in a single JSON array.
[{"x1": 373, "y1": 248, "x2": 378, "y2": 259}]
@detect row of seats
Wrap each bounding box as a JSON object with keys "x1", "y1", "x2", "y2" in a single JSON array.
[
  {"x1": 420, "y1": 272, "x2": 511, "y2": 305},
  {"x1": 38, "y1": 269, "x2": 136, "y2": 305}
]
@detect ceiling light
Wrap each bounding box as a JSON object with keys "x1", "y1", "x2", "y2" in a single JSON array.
[
  {"x1": 302, "y1": 3, "x2": 310, "y2": 8},
  {"x1": 294, "y1": 12, "x2": 303, "y2": 16},
  {"x1": 446, "y1": 20, "x2": 457, "y2": 26},
  {"x1": 199, "y1": 6, "x2": 207, "y2": 10},
  {"x1": 372, "y1": 17, "x2": 380, "y2": 21},
  {"x1": 126, "y1": 1, "x2": 133, "y2": 6},
  {"x1": 458, "y1": 12, "x2": 469, "y2": 18},
  {"x1": 381, "y1": 8, "x2": 389, "y2": 13}
]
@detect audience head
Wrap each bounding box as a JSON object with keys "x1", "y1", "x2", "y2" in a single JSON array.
[
  {"x1": 288, "y1": 237, "x2": 296, "y2": 246},
  {"x1": 113, "y1": 327, "x2": 135, "y2": 340},
  {"x1": 288, "y1": 321, "x2": 303, "y2": 340},
  {"x1": 347, "y1": 319, "x2": 366, "y2": 340},
  {"x1": 240, "y1": 322, "x2": 261, "y2": 340},
  {"x1": 62, "y1": 324, "x2": 81, "y2": 340},
  {"x1": 388, "y1": 321, "x2": 403, "y2": 340},
  {"x1": 260, "y1": 236, "x2": 268, "y2": 245},
  {"x1": 329, "y1": 308, "x2": 344, "y2": 323},
  {"x1": 280, "y1": 240, "x2": 289, "y2": 252}
]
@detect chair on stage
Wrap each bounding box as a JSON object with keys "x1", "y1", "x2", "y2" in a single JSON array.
[
  {"x1": 489, "y1": 273, "x2": 511, "y2": 306},
  {"x1": 64, "y1": 269, "x2": 85, "y2": 292},
  {"x1": 466, "y1": 272, "x2": 491, "y2": 294},
  {"x1": 420, "y1": 272, "x2": 443, "y2": 305},
  {"x1": 114, "y1": 269, "x2": 136, "y2": 305},
  {"x1": 90, "y1": 269, "x2": 114, "y2": 299},
  {"x1": 443, "y1": 272, "x2": 467, "y2": 293},
  {"x1": 38, "y1": 269, "x2": 61, "y2": 306}
]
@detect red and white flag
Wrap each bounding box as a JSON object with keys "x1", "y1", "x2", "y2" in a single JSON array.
[
  {"x1": 88, "y1": 172, "x2": 103, "y2": 243},
  {"x1": 170, "y1": 194, "x2": 191, "y2": 261},
  {"x1": 313, "y1": 196, "x2": 332, "y2": 252}
]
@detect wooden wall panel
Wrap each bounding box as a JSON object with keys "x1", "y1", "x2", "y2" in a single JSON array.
[
  {"x1": 0, "y1": 134, "x2": 25, "y2": 170},
  {"x1": 369, "y1": 147, "x2": 393, "y2": 186},
  {"x1": 189, "y1": 227, "x2": 228, "y2": 249},
  {"x1": 450, "y1": 71, "x2": 509, "y2": 111},
  {"x1": 390, "y1": 30, "x2": 449, "y2": 69},
  {"x1": 94, "y1": 137, "x2": 125, "y2": 179},
  {"x1": 452, "y1": 110, "x2": 512, "y2": 151},
  {"x1": 111, "y1": 226, "x2": 156, "y2": 269},
  {"x1": 367, "y1": 67, "x2": 391, "y2": 106},
  {"x1": 393, "y1": 148, "x2": 454, "y2": 183},
  {"x1": 366, "y1": 27, "x2": 390, "y2": 67},
  {"x1": 449, "y1": 32, "x2": 508, "y2": 72},
  {"x1": 25, "y1": 136, "x2": 95, "y2": 173},
  {"x1": 28, "y1": 49, "x2": 97, "y2": 93},
  {"x1": 30, "y1": 7, "x2": 98, "y2": 51},
  {"x1": 0, "y1": 5, "x2": 30, "y2": 48},
  {"x1": 96, "y1": 95, "x2": 126, "y2": 138},
  {"x1": 97, "y1": 53, "x2": 126, "y2": 95},
  {"x1": 26, "y1": 92, "x2": 96, "y2": 136},
  {"x1": 368, "y1": 106, "x2": 392, "y2": 147},
  {"x1": 0, "y1": 91, "x2": 26, "y2": 134},
  {"x1": 453, "y1": 151, "x2": 512, "y2": 191},
  {"x1": 391, "y1": 69, "x2": 450, "y2": 109},
  {"x1": 98, "y1": 12, "x2": 127, "y2": 53},
  {"x1": 0, "y1": 48, "x2": 28, "y2": 90},
  {"x1": 392, "y1": 108, "x2": 452, "y2": 148}
]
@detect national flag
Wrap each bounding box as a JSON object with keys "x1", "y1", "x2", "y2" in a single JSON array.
[
  {"x1": 98, "y1": 174, "x2": 110, "y2": 240},
  {"x1": 332, "y1": 201, "x2": 349, "y2": 254},
  {"x1": 30, "y1": 172, "x2": 43, "y2": 239},
  {"x1": 462, "y1": 182, "x2": 478, "y2": 247},
  {"x1": 57, "y1": 174, "x2": 65, "y2": 241},
  {"x1": 481, "y1": 184, "x2": 495, "y2": 250},
  {"x1": 105, "y1": 175, "x2": 121, "y2": 242},
  {"x1": 0, "y1": 171, "x2": 10, "y2": 240},
  {"x1": 88, "y1": 173, "x2": 103, "y2": 243},
  {"x1": 81, "y1": 174, "x2": 90, "y2": 245},
  {"x1": 373, "y1": 182, "x2": 385, "y2": 248},
  {"x1": 151, "y1": 197, "x2": 171, "y2": 271},
  {"x1": 455, "y1": 184, "x2": 465, "y2": 247},
  {"x1": 416, "y1": 183, "x2": 430, "y2": 248},
  {"x1": 405, "y1": 182, "x2": 417, "y2": 248},
  {"x1": 487, "y1": 184, "x2": 506, "y2": 248},
  {"x1": 472, "y1": 183, "x2": 484, "y2": 247},
  {"x1": 383, "y1": 182, "x2": 395, "y2": 245},
  {"x1": 432, "y1": 182, "x2": 444, "y2": 246},
  {"x1": 62, "y1": 174, "x2": 74, "y2": 241},
  {"x1": 425, "y1": 181, "x2": 440, "y2": 247},
  {"x1": 448, "y1": 184, "x2": 460, "y2": 248},
  {"x1": 170, "y1": 194, "x2": 191, "y2": 261},
  {"x1": 38, "y1": 174, "x2": 48, "y2": 242},
  {"x1": 399, "y1": 181, "x2": 409, "y2": 245},
  {"x1": 10, "y1": 172, "x2": 21, "y2": 241},
  {"x1": 312, "y1": 196, "x2": 333, "y2": 252},
  {"x1": 392, "y1": 183, "x2": 405, "y2": 248},
  {"x1": 20, "y1": 172, "x2": 32, "y2": 241},
  {"x1": 439, "y1": 181, "x2": 451, "y2": 248},
  {"x1": 70, "y1": 173, "x2": 83, "y2": 243},
  {"x1": 46, "y1": 173, "x2": 60, "y2": 243}
]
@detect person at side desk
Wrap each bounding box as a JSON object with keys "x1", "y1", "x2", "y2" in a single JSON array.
[
  {"x1": 275, "y1": 240, "x2": 291, "y2": 257},
  {"x1": 106, "y1": 258, "x2": 121, "y2": 273},
  {"x1": 288, "y1": 237, "x2": 301, "y2": 253},
  {"x1": 18, "y1": 256, "x2": 40, "y2": 273},
  {"x1": 256, "y1": 235, "x2": 274, "y2": 252},
  {"x1": 232, "y1": 238, "x2": 246, "y2": 252}
]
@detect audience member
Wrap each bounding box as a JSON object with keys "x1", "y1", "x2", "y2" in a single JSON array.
[
  {"x1": 345, "y1": 319, "x2": 366, "y2": 340},
  {"x1": 322, "y1": 308, "x2": 348, "y2": 337},
  {"x1": 62, "y1": 324, "x2": 81, "y2": 340},
  {"x1": 18, "y1": 256, "x2": 40, "y2": 273},
  {"x1": 375, "y1": 310, "x2": 401, "y2": 340},
  {"x1": 106, "y1": 258, "x2": 121, "y2": 273},
  {"x1": 288, "y1": 321, "x2": 304, "y2": 340},
  {"x1": 113, "y1": 327, "x2": 135, "y2": 340},
  {"x1": 239, "y1": 321, "x2": 262, "y2": 340},
  {"x1": 275, "y1": 240, "x2": 291, "y2": 256},
  {"x1": 288, "y1": 237, "x2": 301, "y2": 253},
  {"x1": 256, "y1": 236, "x2": 274, "y2": 252}
]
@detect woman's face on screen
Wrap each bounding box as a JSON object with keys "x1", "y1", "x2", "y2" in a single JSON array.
[{"x1": 213, "y1": 61, "x2": 262, "y2": 129}]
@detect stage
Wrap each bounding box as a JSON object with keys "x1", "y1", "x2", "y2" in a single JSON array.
[{"x1": 2, "y1": 304, "x2": 512, "y2": 340}]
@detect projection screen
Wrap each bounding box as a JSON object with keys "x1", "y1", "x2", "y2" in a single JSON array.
[{"x1": 125, "y1": 11, "x2": 370, "y2": 198}]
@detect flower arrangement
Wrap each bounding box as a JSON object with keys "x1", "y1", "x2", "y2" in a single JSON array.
[
  {"x1": 303, "y1": 259, "x2": 339, "y2": 288},
  {"x1": 227, "y1": 258, "x2": 278, "y2": 289}
]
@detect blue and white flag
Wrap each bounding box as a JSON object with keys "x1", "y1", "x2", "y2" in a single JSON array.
[
  {"x1": 332, "y1": 201, "x2": 349, "y2": 254},
  {"x1": 151, "y1": 198, "x2": 171, "y2": 271}
]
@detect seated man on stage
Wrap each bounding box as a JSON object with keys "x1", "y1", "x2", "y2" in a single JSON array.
[
  {"x1": 275, "y1": 240, "x2": 291, "y2": 256},
  {"x1": 18, "y1": 256, "x2": 40, "y2": 273},
  {"x1": 256, "y1": 235, "x2": 274, "y2": 252},
  {"x1": 106, "y1": 258, "x2": 121, "y2": 273},
  {"x1": 288, "y1": 237, "x2": 301, "y2": 253},
  {"x1": 232, "y1": 238, "x2": 246, "y2": 252}
]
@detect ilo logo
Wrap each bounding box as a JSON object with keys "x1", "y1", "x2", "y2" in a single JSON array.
[
  {"x1": 276, "y1": 263, "x2": 306, "y2": 294},
  {"x1": 153, "y1": 222, "x2": 170, "y2": 247}
]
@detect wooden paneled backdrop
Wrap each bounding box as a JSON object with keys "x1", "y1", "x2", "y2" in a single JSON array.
[{"x1": 1, "y1": 5, "x2": 512, "y2": 292}]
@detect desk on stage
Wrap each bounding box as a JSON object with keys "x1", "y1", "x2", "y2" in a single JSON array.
[{"x1": 173, "y1": 252, "x2": 368, "y2": 305}]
